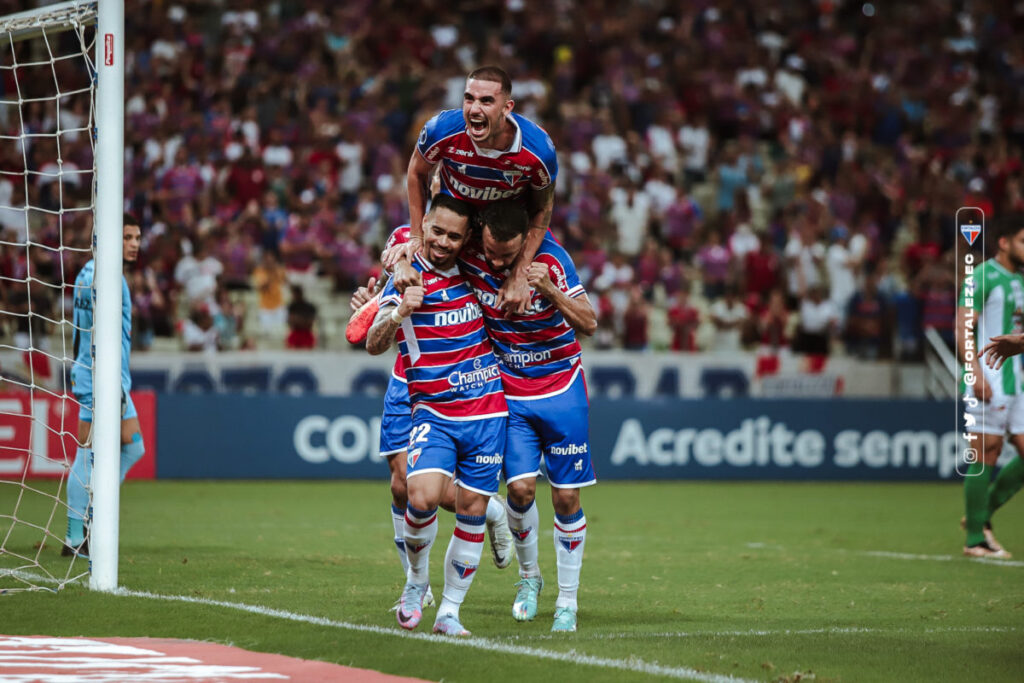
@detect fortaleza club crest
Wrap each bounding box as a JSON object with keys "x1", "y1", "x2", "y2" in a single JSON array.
[
  {"x1": 407, "y1": 448, "x2": 421, "y2": 468},
  {"x1": 451, "y1": 559, "x2": 477, "y2": 579},
  {"x1": 961, "y1": 222, "x2": 981, "y2": 246},
  {"x1": 559, "y1": 537, "x2": 583, "y2": 552}
]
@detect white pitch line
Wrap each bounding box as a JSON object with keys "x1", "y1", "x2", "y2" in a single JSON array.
[
  {"x1": 501, "y1": 625, "x2": 1019, "y2": 641},
  {"x1": 119, "y1": 588, "x2": 756, "y2": 683},
  {"x1": 743, "y1": 543, "x2": 1024, "y2": 568}
]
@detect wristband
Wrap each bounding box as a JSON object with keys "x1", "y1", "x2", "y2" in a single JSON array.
[{"x1": 390, "y1": 308, "x2": 406, "y2": 323}]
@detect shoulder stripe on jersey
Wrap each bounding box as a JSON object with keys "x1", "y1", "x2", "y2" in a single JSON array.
[{"x1": 419, "y1": 130, "x2": 461, "y2": 165}]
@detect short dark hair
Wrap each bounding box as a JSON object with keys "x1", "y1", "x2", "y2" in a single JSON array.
[
  {"x1": 124, "y1": 213, "x2": 140, "y2": 227},
  {"x1": 994, "y1": 212, "x2": 1024, "y2": 240},
  {"x1": 467, "y1": 65, "x2": 512, "y2": 97},
  {"x1": 427, "y1": 193, "x2": 474, "y2": 221},
  {"x1": 478, "y1": 200, "x2": 528, "y2": 243}
]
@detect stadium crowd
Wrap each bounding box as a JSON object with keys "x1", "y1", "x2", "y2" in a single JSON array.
[{"x1": 0, "y1": 0, "x2": 1020, "y2": 358}]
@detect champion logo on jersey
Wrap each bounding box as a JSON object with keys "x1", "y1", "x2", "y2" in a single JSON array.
[
  {"x1": 451, "y1": 559, "x2": 478, "y2": 579},
  {"x1": 961, "y1": 223, "x2": 981, "y2": 246},
  {"x1": 512, "y1": 527, "x2": 532, "y2": 541},
  {"x1": 559, "y1": 538, "x2": 583, "y2": 553}
]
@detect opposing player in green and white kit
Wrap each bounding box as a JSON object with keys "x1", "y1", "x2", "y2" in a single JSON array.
[{"x1": 957, "y1": 214, "x2": 1024, "y2": 559}]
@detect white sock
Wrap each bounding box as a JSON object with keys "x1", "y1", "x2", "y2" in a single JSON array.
[
  {"x1": 392, "y1": 504, "x2": 409, "y2": 574},
  {"x1": 553, "y1": 508, "x2": 587, "y2": 610},
  {"x1": 438, "y1": 513, "x2": 485, "y2": 620},
  {"x1": 506, "y1": 498, "x2": 541, "y2": 578},
  {"x1": 485, "y1": 496, "x2": 504, "y2": 524},
  {"x1": 403, "y1": 505, "x2": 438, "y2": 585}
]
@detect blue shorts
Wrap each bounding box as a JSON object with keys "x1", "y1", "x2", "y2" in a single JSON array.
[
  {"x1": 379, "y1": 376, "x2": 412, "y2": 458},
  {"x1": 406, "y1": 410, "x2": 506, "y2": 496},
  {"x1": 76, "y1": 390, "x2": 137, "y2": 424},
  {"x1": 504, "y1": 371, "x2": 596, "y2": 488}
]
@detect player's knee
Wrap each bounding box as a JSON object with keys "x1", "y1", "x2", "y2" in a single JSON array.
[
  {"x1": 507, "y1": 479, "x2": 536, "y2": 507},
  {"x1": 551, "y1": 487, "x2": 581, "y2": 516},
  {"x1": 390, "y1": 473, "x2": 408, "y2": 508}
]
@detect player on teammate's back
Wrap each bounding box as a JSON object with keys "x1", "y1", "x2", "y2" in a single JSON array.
[
  {"x1": 64, "y1": 214, "x2": 147, "y2": 557},
  {"x1": 957, "y1": 213, "x2": 1024, "y2": 559},
  {"x1": 366, "y1": 194, "x2": 507, "y2": 637},
  {"x1": 402, "y1": 65, "x2": 557, "y2": 315}
]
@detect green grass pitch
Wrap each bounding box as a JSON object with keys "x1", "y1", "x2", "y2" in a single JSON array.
[{"x1": 2, "y1": 480, "x2": 1022, "y2": 682}]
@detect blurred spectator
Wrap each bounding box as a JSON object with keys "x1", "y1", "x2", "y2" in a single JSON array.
[
  {"x1": 622, "y1": 286, "x2": 649, "y2": 350},
  {"x1": 794, "y1": 286, "x2": 838, "y2": 356},
  {"x1": 784, "y1": 221, "x2": 825, "y2": 307},
  {"x1": 845, "y1": 272, "x2": 892, "y2": 360},
  {"x1": 174, "y1": 238, "x2": 222, "y2": 310},
  {"x1": 709, "y1": 286, "x2": 749, "y2": 352},
  {"x1": 696, "y1": 230, "x2": 732, "y2": 300},
  {"x1": 667, "y1": 288, "x2": 700, "y2": 352},
  {"x1": 608, "y1": 180, "x2": 651, "y2": 257},
  {"x1": 756, "y1": 289, "x2": 790, "y2": 352},
  {"x1": 286, "y1": 284, "x2": 318, "y2": 349},
  {"x1": 252, "y1": 250, "x2": 288, "y2": 335},
  {"x1": 181, "y1": 303, "x2": 219, "y2": 353},
  {"x1": 825, "y1": 226, "x2": 857, "y2": 324}
]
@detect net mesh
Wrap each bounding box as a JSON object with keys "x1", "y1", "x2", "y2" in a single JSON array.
[{"x1": 0, "y1": 1, "x2": 97, "y2": 593}]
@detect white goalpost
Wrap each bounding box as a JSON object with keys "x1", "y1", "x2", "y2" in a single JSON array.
[{"x1": 0, "y1": 0, "x2": 123, "y2": 593}]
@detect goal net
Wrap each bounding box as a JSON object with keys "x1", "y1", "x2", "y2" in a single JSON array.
[{"x1": 0, "y1": 1, "x2": 105, "y2": 593}]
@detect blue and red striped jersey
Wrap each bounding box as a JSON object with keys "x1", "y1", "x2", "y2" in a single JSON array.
[
  {"x1": 459, "y1": 232, "x2": 586, "y2": 399},
  {"x1": 416, "y1": 110, "x2": 558, "y2": 206},
  {"x1": 379, "y1": 253, "x2": 508, "y2": 420},
  {"x1": 380, "y1": 225, "x2": 411, "y2": 383}
]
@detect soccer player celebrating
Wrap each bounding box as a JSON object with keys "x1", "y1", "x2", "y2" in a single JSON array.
[
  {"x1": 401, "y1": 65, "x2": 557, "y2": 316},
  {"x1": 460, "y1": 200, "x2": 597, "y2": 632},
  {"x1": 347, "y1": 227, "x2": 513, "y2": 595},
  {"x1": 366, "y1": 195, "x2": 507, "y2": 637},
  {"x1": 957, "y1": 214, "x2": 1024, "y2": 559},
  {"x1": 64, "y1": 215, "x2": 147, "y2": 557}
]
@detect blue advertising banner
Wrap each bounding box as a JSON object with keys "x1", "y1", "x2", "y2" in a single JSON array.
[{"x1": 157, "y1": 395, "x2": 958, "y2": 481}]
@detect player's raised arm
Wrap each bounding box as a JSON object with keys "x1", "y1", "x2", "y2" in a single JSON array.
[
  {"x1": 526, "y1": 260, "x2": 597, "y2": 337},
  {"x1": 401, "y1": 151, "x2": 435, "y2": 264},
  {"x1": 366, "y1": 286, "x2": 424, "y2": 355}
]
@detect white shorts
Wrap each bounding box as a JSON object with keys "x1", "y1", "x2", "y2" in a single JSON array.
[{"x1": 965, "y1": 393, "x2": 1024, "y2": 436}]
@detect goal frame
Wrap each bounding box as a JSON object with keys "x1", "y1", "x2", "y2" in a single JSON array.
[{"x1": 90, "y1": 0, "x2": 125, "y2": 592}]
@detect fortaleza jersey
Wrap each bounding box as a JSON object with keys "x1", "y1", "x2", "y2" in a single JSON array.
[
  {"x1": 379, "y1": 253, "x2": 508, "y2": 421},
  {"x1": 459, "y1": 232, "x2": 585, "y2": 399},
  {"x1": 381, "y1": 225, "x2": 411, "y2": 383},
  {"x1": 416, "y1": 109, "x2": 557, "y2": 206},
  {"x1": 70, "y1": 259, "x2": 132, "y2": 397},
  {"x1": 960, "y1": 258, "x2": 1024, "y2": 396}
]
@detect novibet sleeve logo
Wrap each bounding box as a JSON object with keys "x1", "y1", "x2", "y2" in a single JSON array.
[{"x1": 961, "y1": 222, "x2": 981, "y2": 246}]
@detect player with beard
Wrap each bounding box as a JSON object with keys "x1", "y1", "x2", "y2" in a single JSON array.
[
  {"x1": 397, "y1": 200, "x2": 597, "y2": 631},
  {"x1": 367, "y1": 195, "x2": 507, "y2": 636}
]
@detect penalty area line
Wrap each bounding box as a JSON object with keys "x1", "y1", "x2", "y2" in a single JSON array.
[{"x1": 119, "y1": 588, "x2": 757, "y2": 683}]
